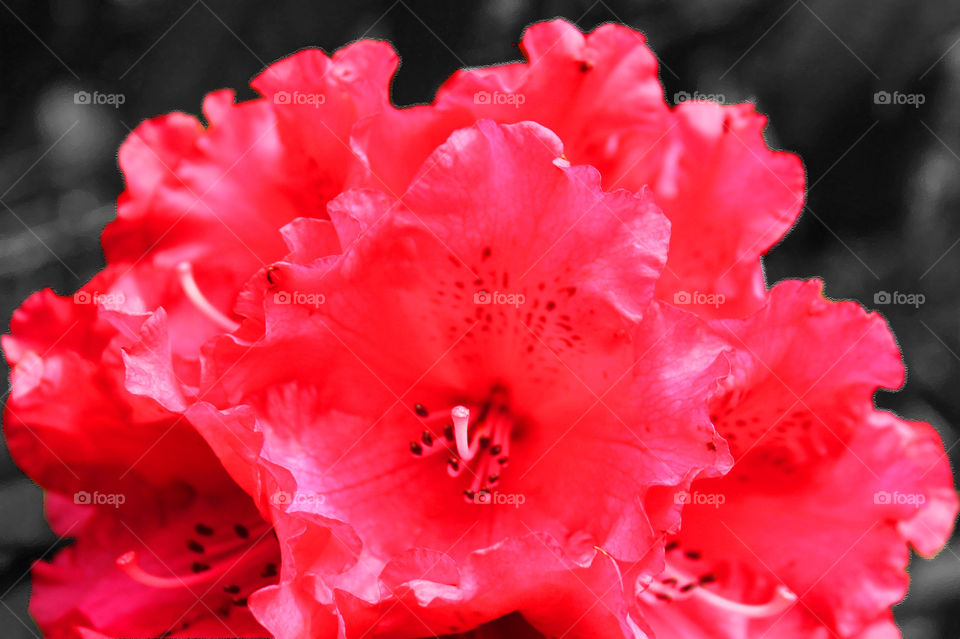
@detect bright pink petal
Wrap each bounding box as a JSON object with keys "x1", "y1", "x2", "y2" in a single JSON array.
[
  {"x1": 636, "y1": 280, "x2": 957, "y2": 637},
  {"x1": 101, "y1": 90, "x2": 326, "y2": 350},
  {"x1": 331, "y1": 536, "x2": 643, "y2": 638},
  {"x1": 649, "y1": 103, "x2": 805, "y2": 318},
  {"x1": 252, "y1": 40, "x2": 398, "y2": 178},
  {"x1": 2, "y1": 281, "x2": 280, "y2": 638},
  {"x1": 353, "y1": 19, "x2": 668, "y2": 198},
  {"x1": 710, "y1": 279, "x2": 904, "y2": 472},
  {"x1": 101, "y1": 40, "x2": 397, "y2": 357},
  {"x1": 353, "y1": 20, "x2": 803, "y2": 318},
  {"x1": 2, "y1": 286, "x2": 223, "y2": 493},
  {"x1": 31, "y1": 489, "x2": 276, "y2": 638}
]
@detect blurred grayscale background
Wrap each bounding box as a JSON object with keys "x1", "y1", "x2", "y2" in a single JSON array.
[{"x1": 1, "y1": 1, "x2": 960, "y2": 637}]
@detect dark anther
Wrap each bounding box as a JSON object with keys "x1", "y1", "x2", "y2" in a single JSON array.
[
  {"x1": 421, "y1": 431, "x2": 434, "y2": 446},
  {"x1": 234, "y1": 524, "x2": 250, "y2": 539},
  {"x1": 488, "y1": 444, "x2": 502, "y2": 456},
  {"x1": 410, "y1": 441, "x2": 424, "y2": 456},
  {"x1": 415, "y1": 403, "x2": 429, "y2": 417},
  {"x1": 266, "y1": 266, "x2": 280, "y2": 287},
  {"x1": 224, "y1": 585, "x2": 241, "y2": 594},
  {"x1": 187, "y1": 540, "x2": 205, "y2": 554},
  {"x1": 261, "y1": 563, "x2": 278, "y2": 578},
  {"x1": 192, "y1": 562, "x2": 210, "y2": 573},
  {"x1": 194, "y1": 523, "x2": 214, "y2": 536}
]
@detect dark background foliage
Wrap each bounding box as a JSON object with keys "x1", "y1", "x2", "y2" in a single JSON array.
[{"x1": 1, "y1": 1, "x2": 959, "y2": 637}]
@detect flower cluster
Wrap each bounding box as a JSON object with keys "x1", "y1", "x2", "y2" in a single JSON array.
[{"x1": 3, "y1": 19, "x2": 955, "y2": 639}]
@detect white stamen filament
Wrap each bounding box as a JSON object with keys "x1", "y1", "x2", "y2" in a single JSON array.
[
  {"x1": 116, "y1": 531, "x2": 276, "y2": 590},
  {"x1": 692, "y1": 584, "x2": 797, "y2": 618},
  {"x1": 451, "y1": 405, "x2": 473, "y2": 461},
  {"x1": 177, "y1": 261, "x2": 241, "y2": 333},
  {"x1": 117, "y1": 551, "x2": 225, "y2": 589},
  {"x1": 645, "y1": 560, "x2": 797, "y2": 619}
]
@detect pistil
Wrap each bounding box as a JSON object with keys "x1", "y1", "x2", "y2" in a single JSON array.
[{"x1": 177, "y1": 261, "x2": 241, "y2": 332}]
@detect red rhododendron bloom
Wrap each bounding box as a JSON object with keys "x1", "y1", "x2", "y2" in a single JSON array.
[
  {"x1": 3, "y1": 17, "x2": 955, "y2": 639},
  {"x1": 638, "y1": 280, "x2": 956, "y2": 638},
  {"x1": 3, "y1": 40, "x2": 397, "y2": 637},
  {"x1": 131, "y1": 120, "x2": 733, "y2": 638},
  {"x1": 340, "y1": 20, "x2": 804, "y2": 319},
  {"x1": 4, "y1": 272, "x2": 279, "y2": 638}
]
